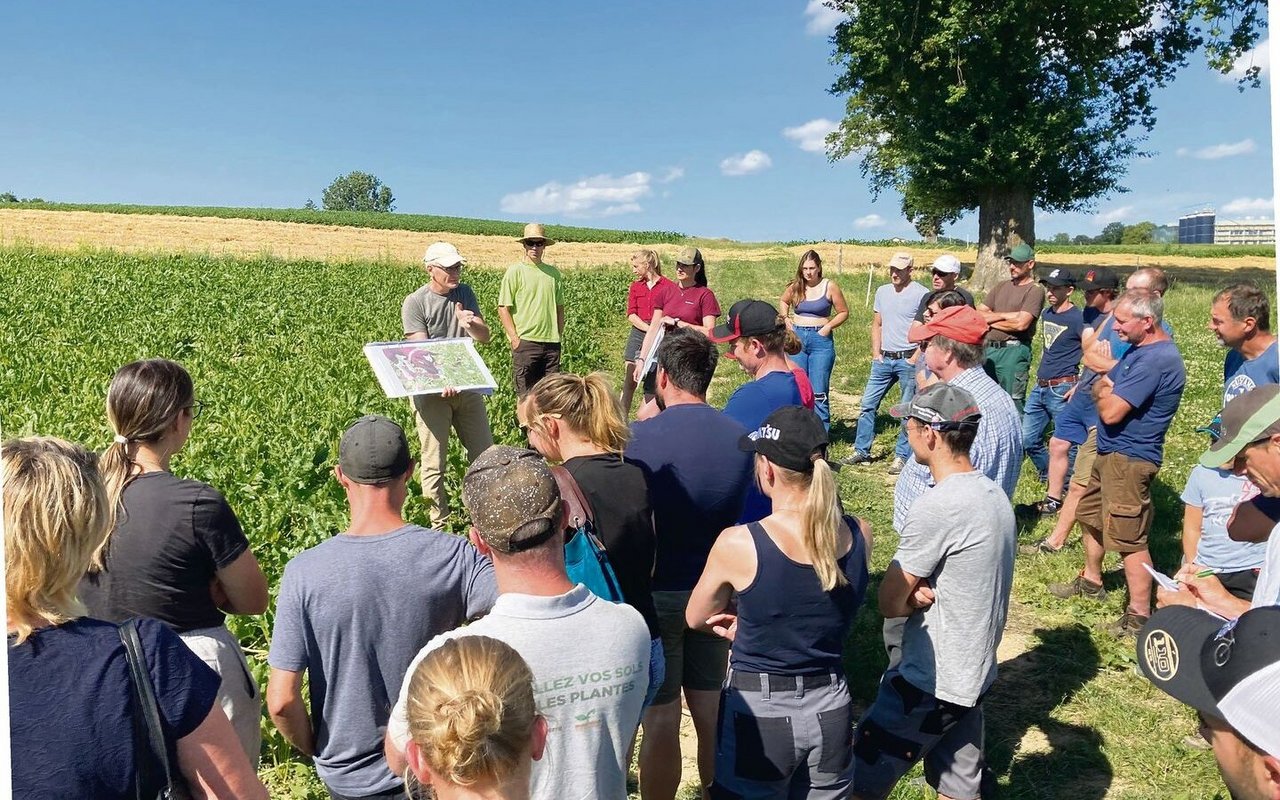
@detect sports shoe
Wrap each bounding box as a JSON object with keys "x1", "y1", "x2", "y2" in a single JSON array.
[
  {"x1": 841, "y1": 452, "x2": 873, "y2": 466},
  {"x1": 1034, "y1": 496, "x2": 1063, "y2": 516},
  {"x1": 1018, "y1": 539, "x2": 1063, "y2": 556},
  {"x1": 1047, "y1": 572, "x2": 1107, "y2": 601},
  {"x1": 1104, "y1": 611, "x2": 1150, "y2": 638},
  {"x1": 888, "y1": 456, "x2": 906, "y2": 475}
]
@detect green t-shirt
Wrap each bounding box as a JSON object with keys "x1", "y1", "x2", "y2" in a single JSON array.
[{"x1": 497, "y1": 260, "x2": 564, "y2": 343}]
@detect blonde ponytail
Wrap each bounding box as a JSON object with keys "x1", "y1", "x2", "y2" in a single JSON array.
[
  {"x1": 798, "y1": 458, "x2": 846, "y2": 591},
  {"x1": 528, "y1": 372, "x2": 630, "y2": 455}
]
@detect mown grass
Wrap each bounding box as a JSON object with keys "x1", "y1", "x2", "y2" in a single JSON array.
[
  {"x1": 0, "y1": 244, "x2": 1269, "y2": 798},
  {"x1": 0, "y1": 201, "x2": 688, "y2": 245}
]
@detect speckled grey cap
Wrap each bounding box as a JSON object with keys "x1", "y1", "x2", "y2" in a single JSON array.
[{"x1": 462, "y1": 445, "x2": 561, "y2": 553}]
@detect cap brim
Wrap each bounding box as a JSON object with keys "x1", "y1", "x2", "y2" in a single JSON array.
[
  {"x1": 428, "y1": 257, "x2": 465, "y2": 268},
  {"x1": 1199, "y1": 393, "x2": 1280, "y2": 468},
  {"x1": 1137, "y1": 607, "x2": 1228, "y2": 720},
  {"x1": 888, "y1": 400, "x2": 913, "y2": 419},
  {"x1": 709, "y1": 323, "x2": 738, "y2": 343},
  {"x1": 907, "y1": 325, "x2": 936, "y2": 344},
  {"x1": 738, "y1": 432, "x2": 761, "y2": 453}
]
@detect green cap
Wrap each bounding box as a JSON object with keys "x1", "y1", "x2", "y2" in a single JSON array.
[
  {"x1": 1200, "y1": 385, "x2": 1280, "y2": 468},
  {"x1": 675, "y1": 246, "x2": 703, "y2": 266},
  {"x1": 1005, "y1": 243, "x2": 1035, "y2": 263}
]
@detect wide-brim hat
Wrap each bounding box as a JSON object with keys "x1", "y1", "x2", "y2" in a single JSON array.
[{"x1": 516, "y1": 223, "x2": 557, "y2": 246}]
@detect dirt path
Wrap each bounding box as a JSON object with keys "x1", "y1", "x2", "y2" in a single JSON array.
[{"x1": 1, "y1": 208, "x2": 1269, "y2": 272}]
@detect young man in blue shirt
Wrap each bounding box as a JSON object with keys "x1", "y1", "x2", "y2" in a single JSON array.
[{"x1": 1021, "y1": 268, "x2": 1085, "y2": 485}]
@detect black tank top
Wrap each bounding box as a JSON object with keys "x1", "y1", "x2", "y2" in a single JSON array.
[{"x1": 730, "y1": 518, "x2": 868, "y2": 675}]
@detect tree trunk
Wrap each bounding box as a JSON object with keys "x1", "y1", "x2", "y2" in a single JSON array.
[{"x1": 974, "y1": 187, "x2": 1035, "y2": 293}]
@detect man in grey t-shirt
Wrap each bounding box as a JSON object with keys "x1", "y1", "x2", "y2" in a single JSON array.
[
  {"x1": 267, "y1": 416, "x2": 497, "y2": 800},
  {"x1": 844, "y1": 251, "x2": 929, "y2": 474},
  {"x1": 401, "y1": 241, "x2": 495, "y2": 528},
  {"x1": 386, "y1": 446, "x2": 651, "y2": 800},
  {"x1": 852, "y1": 384, "x2": 1015, "y2": 800}
]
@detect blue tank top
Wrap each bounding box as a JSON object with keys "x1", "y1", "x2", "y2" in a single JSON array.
[
  {"x1": 793, "y1": 281, "x2": 834, "y2": 317},
  {"x1": 731, "y1": 518, "x2": 869, "y2": 675}
]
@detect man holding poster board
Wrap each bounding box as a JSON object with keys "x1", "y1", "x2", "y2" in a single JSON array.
[{"x1": 401, "y1": 241, "x2": 495, "y2": 527}]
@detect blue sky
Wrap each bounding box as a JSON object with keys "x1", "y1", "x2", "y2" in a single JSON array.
[{"x1": 2, "y1": 1, "x2": 1273, "y2": 242}]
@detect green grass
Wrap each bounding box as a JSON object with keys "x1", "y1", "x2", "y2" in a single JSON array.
[
  {"x1": 0, "y1": 201, "x2": 688, "y2": 245},
  {"x1": 0, "y1": 244, "x2": 1267, "y2": 798}
]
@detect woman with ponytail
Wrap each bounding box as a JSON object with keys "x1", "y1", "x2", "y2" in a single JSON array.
[
  {"x1": 686, "y1": 405, "x2": 871, "y2": 798},
  {"x1": 523, "y1": 371, "x2": 664, "y2": 703},
  {"x1": 80, "y1": 358, "x2": 269, "y2": 767},
  {"x1": 403, "y1": 636, "x2": 546, "y2": 799}
]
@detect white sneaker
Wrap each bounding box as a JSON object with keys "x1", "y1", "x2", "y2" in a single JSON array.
[{"x1": 888, "y1": 456, "x2": 906, "y2": 475}]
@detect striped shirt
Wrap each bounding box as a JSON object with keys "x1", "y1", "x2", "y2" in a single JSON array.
[{"x1": 893, "y1": 367, "x2": 1023, "y2": 532}]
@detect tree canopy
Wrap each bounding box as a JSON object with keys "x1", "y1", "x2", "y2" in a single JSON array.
[
  {"x1": 321, "y1": 171, "x2": 395, "y2": 213},
  {"x1": 825, "y1": 0, "x2": 1266, "y2": 286}
]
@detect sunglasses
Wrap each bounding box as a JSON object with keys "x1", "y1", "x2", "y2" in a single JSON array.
[
  {"x1": 524, "y1": 240, "x2": 546, "y2": 247},
  {"x1": 931, "y1": 269, "x2": 951, "y2": 277}
]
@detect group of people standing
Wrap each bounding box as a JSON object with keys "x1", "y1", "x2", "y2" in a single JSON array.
[{"x1": 8, "y1": 223, "x2": 1280, "y2": 800}]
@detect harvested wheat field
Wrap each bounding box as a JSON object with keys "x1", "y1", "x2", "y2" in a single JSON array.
[{"x1": 2, "y1": 208, "x2": 1272, "y2": 271}]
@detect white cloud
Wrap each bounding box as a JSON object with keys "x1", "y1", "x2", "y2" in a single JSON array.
[
  {"x1": 783, "y1": 118, "x2": 839, "y2": 153},
  {"x1": 804, "y1": 0, "x2": 846, "y2": 35},
  {"x1": 659, "y1": 166, "x2": 684, "y2": 183},
  {"x1": 854, "y1": 213, "x2": 886, "y2": 229},
  {"x1": 1225, "y1": 38, "x2": 1271, "y2": 81},
  {"x1": 1095, "y1": 205, "x2": 1135, "y2": 224},
  {"x1": 1176, "y1": 139, "x2": 1257, "y2": 159},
  {"x1": 499, "y1": 172, "x2": 653, "y2": 218},
  {"x1": 719, "y1": 150, "x2": 772, "y2": 176},
  {"x1": 1222, "y1": 196, "x2": 1275, "y2": 215}
]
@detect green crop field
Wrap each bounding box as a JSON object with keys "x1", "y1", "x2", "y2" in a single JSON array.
[{"x1": 1, "y1": 241, "x2": 1273, "y2": 798}]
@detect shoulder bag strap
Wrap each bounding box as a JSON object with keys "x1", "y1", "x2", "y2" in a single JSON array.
[
  {"x1": 120, "y1": 620, "x2": 179, "y2": 796},
  {"x1": 549, "y1": 465, "x2": 594, "y2": 529}
]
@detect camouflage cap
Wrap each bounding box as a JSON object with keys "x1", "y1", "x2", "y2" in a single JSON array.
[{"x1": 462, "y1": 445, "x2": 561, "y2": 553}]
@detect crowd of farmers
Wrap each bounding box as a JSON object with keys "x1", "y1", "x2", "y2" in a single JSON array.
[{"x1": 7, "y1": 220, "x2": 1280, "y2": 799}]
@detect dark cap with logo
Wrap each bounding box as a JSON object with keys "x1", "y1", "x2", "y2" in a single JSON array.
[
  {"x1": 1137, "y1": 605, "x2": 1280, "y2": 757},
  {"x1": 1040, "y1": 267, "x2": 1075, "y2": 288},
  {"x1": 711, "y1": 299, "x2": 783, "y2": 343},
  {"x1": 739, "y1": 405, "x2": 828, "y2": 472},
  {"x1": 1079, "y1": 266, "x2": 1120, "y2": 292},
  {"x1": 339, "y1": 415, "x2": 412, "y2": 485}
]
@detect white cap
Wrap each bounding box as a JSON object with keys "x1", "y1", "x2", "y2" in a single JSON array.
[
  {"x1": 930, "y1": 254, "x2": 961, "y2": 274},
  {"x1": 423, "y1": 242, "x2": 465, "y2": 268}
]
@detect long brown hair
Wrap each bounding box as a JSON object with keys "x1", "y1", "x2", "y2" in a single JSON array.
[
  {"x1": 786, "y1": 249, "x2": 823, "y2": 306},
  {"x1": 96, "y1": 359, "x2": 195, "y2": 569}
]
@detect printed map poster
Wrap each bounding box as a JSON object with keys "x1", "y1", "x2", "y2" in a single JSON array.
[{"x1": 364, "y1": 338, "x2": 497, "y2": 397}]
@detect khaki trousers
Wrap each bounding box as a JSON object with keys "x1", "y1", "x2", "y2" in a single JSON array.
[{"x1": 411, "y1": 392, "x2": 493, "y2": 527}]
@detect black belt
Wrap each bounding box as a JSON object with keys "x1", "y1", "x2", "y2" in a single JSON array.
[
  {"x1": 881, "y1": 348, "x2": 916, "y2": 359},
  {"x1": 728, "y1": 671, "x2": 839, "y2": 693},
  {"x1": 984, "y1": 339, "x2": 1023, "y2": 349}
]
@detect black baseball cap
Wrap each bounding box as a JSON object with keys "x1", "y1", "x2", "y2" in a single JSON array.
[
  {"x1": 1079, "y1": 266, "x2": 1120, "y2": 292},
  {"x1": 739, "y1": 405, "x2": 828, "y2": 472},
  {"x1": 1040, "y1": 267, "x2": 1076, "y2": 288},
  {"x1": 339, "y1": 415, "x2": 412, "y2": 484},
  {"x1": 1137, "y1": 606, "x2": 1280, "y2": 757},
  {"x1": 710, "y1": 299, "x2": 783, "y2": 343}
]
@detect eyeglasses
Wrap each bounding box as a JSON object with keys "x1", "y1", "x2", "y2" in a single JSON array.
[
  {"x1": 931, "y1": 270, "x2": 951, "y2": 277},
  {"x1": 433, "y1": 263, "x2": 463, "y2": 272},
  {"x1": 187, "y1": 400, "x2": 204, "y2": 419},
  {"x1": 524, "y1": 240, "x2": 546, "y2": 247}
]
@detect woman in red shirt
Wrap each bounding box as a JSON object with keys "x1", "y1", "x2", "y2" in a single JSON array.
[
  {"x1": 623, "y1": 249, "x2": 675, "y2": 415},
  {"x1": 633, "y1": 246, "x2": 722, "y2": 388}
]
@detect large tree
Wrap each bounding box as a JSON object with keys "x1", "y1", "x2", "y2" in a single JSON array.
[
  {"x1": 825, "y1": 0, "x2": 1266, "y2": 288},
  {"x1": 321, "y1": 171, "x2": 395, "y2": 213}
]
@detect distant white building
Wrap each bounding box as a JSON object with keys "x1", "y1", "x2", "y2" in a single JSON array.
[{"x1": 1215, "y1": 218, "x2": 1275, "y2": 245}]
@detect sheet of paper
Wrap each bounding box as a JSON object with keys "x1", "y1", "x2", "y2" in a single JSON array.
[{"x1": 1143, "y1": 563, "x2": 1181, "y2": 592}]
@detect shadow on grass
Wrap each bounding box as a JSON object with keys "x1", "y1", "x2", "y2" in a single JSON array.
[{"x1": 985, "y1": 624, "x2": 1110, "y2": 799}]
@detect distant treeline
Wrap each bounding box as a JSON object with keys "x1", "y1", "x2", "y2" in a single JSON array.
[{"x1": 0, "y1": 201, "x2": 689, "y2": 246}]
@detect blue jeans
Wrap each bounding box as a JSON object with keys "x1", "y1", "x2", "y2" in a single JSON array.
[
  {"x1": 1022, "y1": 379, "x2": 1077, "y2": 479},
  {"x1": 791, "y1": 326, "x2": 836, "y2": 429},
  {"x1": 854, "y1": 356, "x2": 917, "y2": 459}
]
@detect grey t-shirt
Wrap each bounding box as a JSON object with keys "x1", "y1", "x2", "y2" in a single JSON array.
[
  {"x1": 874, "y1": 282, "x2": 929, "y2": 352},
  {"x1": 895, "y1": 471, "x2": 1015, "y2": 706},
  {"x1": 401, "y1": 283, "x2": 482, "y2": 339},
  {"x1": 268, "y1": 524, "x2": 497, "y2": 796},
  {"x1": 389, "y1": 585, "x2": 651, "y2": 800}
]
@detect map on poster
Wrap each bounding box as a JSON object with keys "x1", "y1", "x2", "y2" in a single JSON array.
[{"x1": 364, "y1": 338, "x2": 497, "y2": 397}]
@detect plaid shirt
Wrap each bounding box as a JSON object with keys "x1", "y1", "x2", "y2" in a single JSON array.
[{"x1": 893, "y1": 367, "x2": 1023, "y2": 532}]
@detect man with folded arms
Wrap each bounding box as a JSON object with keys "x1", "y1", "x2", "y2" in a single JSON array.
[
  {"x1": 977, "y1": 242, "x2": 1046, "y2": 413},
  {"x1": 1049, "y1": 288, "x2": 1186, "y2": 637}
]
